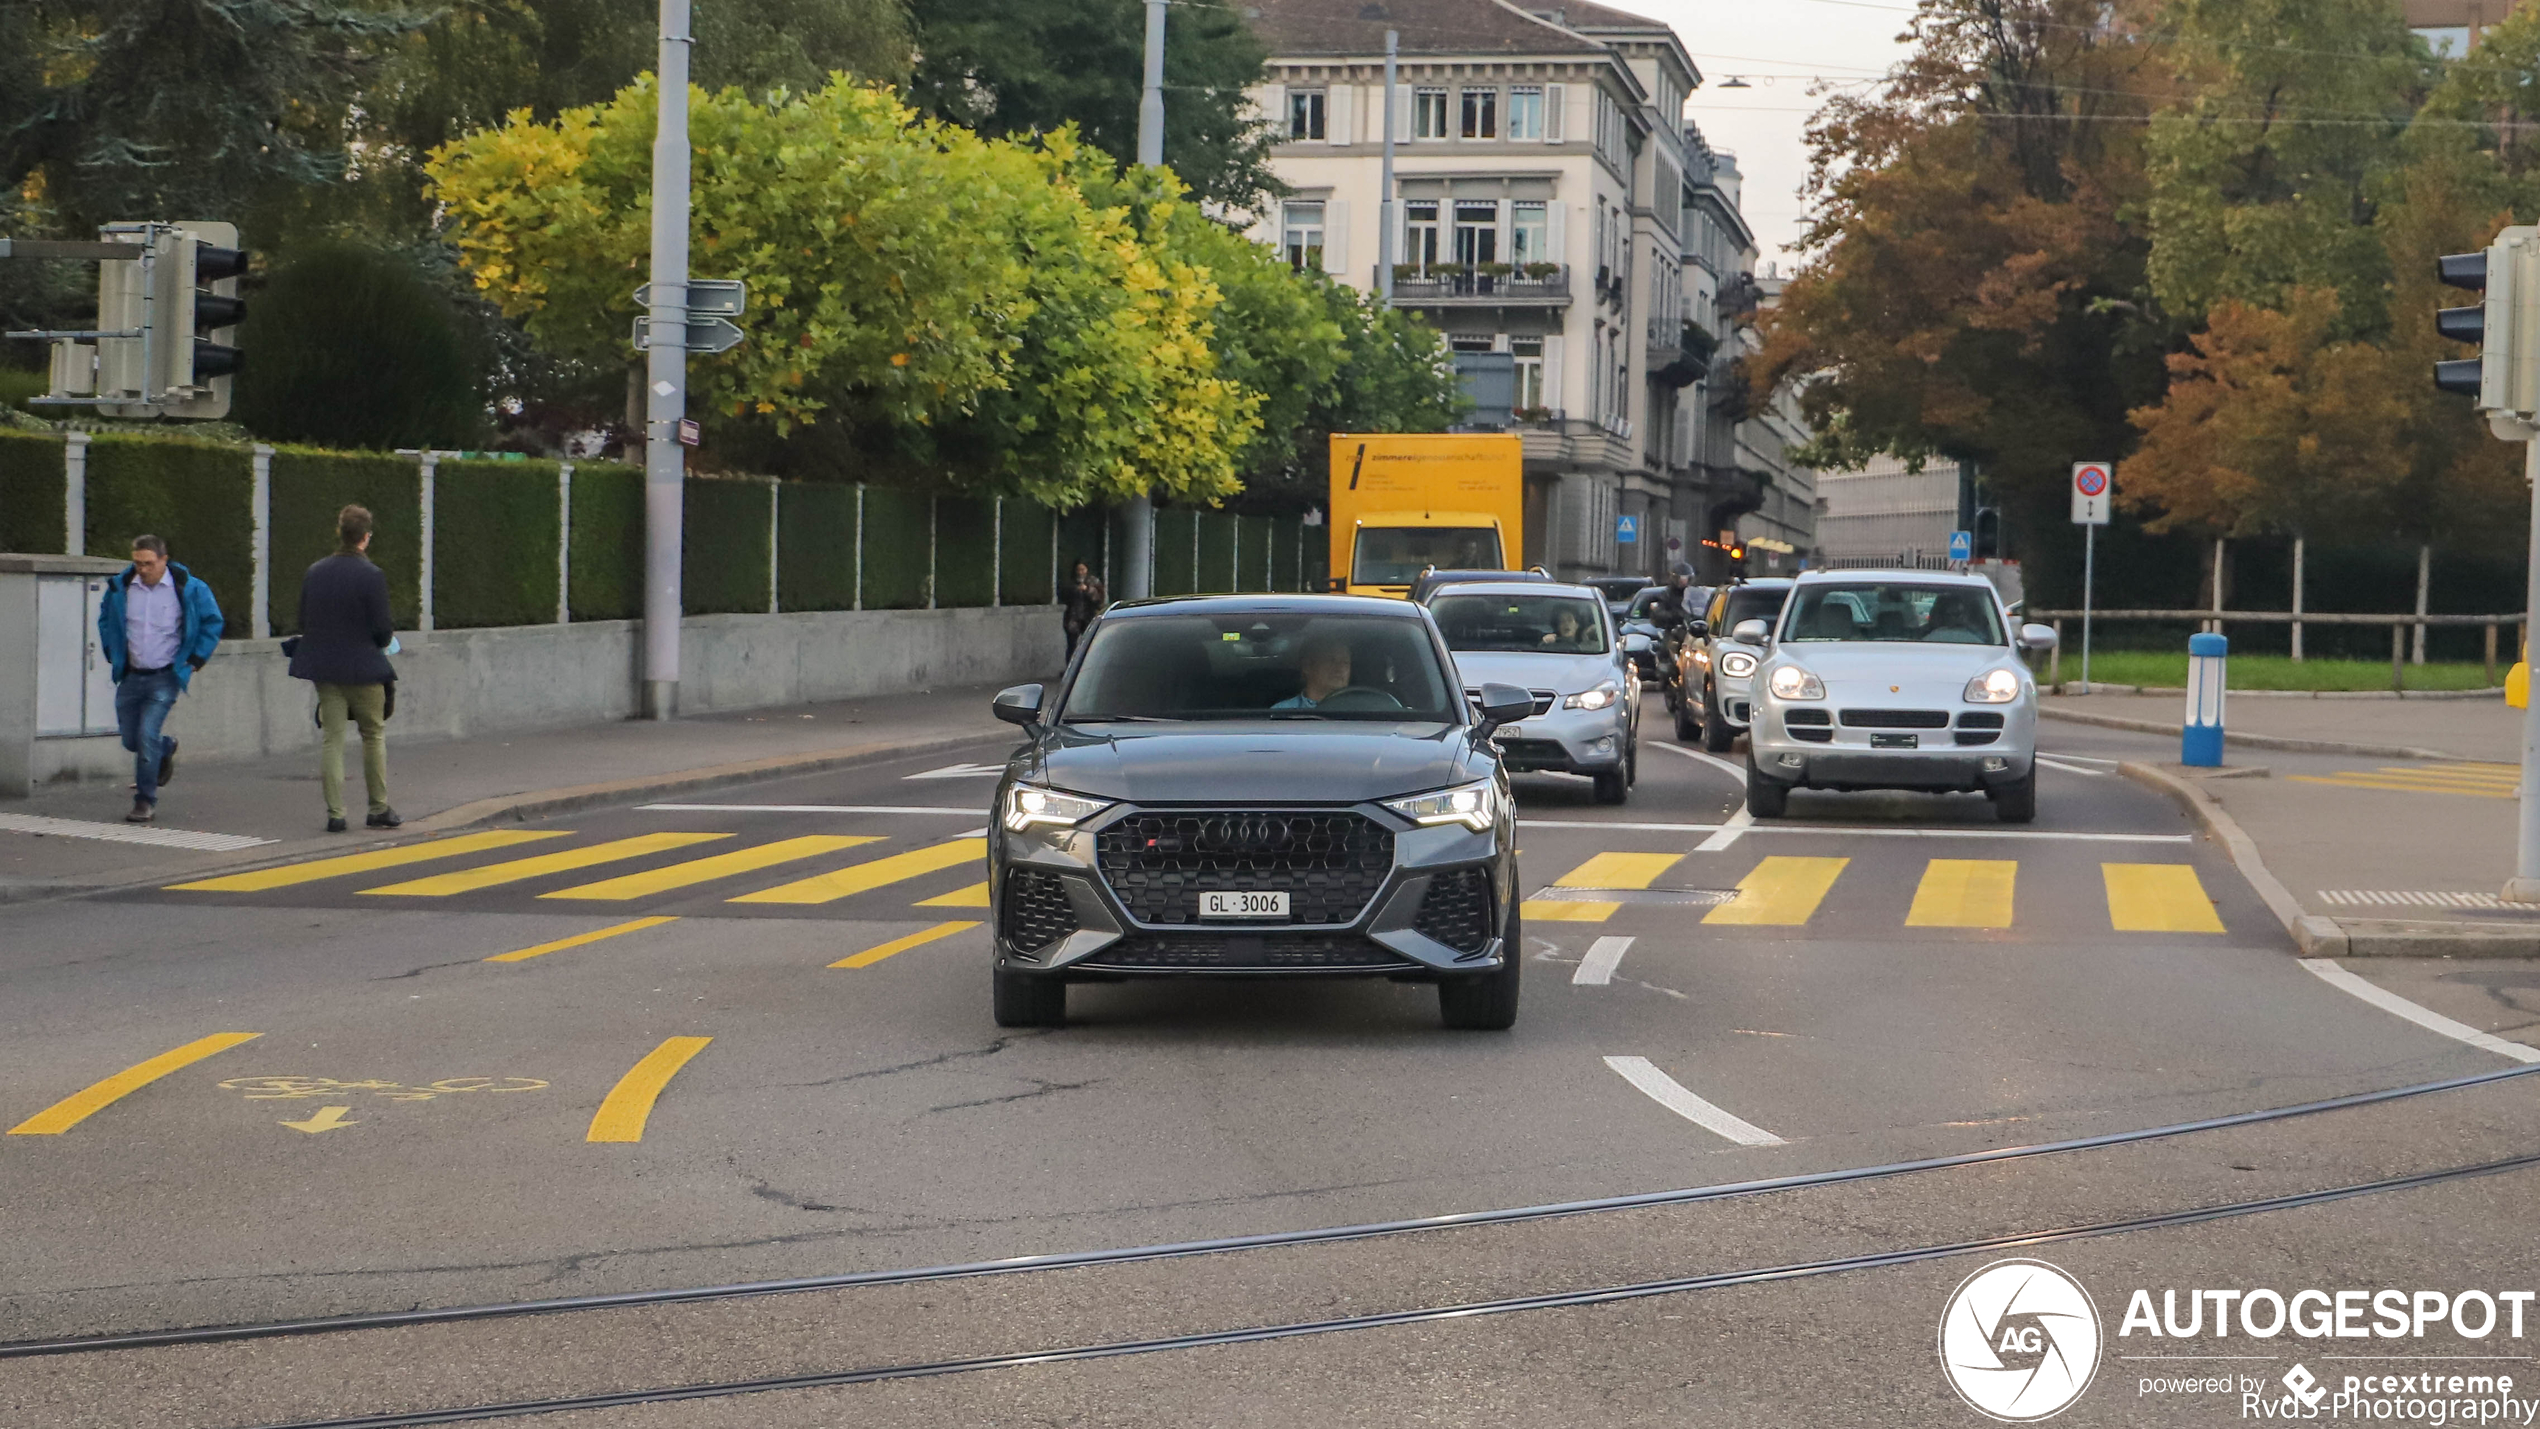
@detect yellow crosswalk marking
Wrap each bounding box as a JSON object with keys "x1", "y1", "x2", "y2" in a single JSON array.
[
  {"x1": 1905, "y1": 859, "x2": 2018, "y2": 929},
  {"x1": 1522, "y1": 899, "x2": 1620, "y2": 923},
  {"x1": 587, "y1": 1036, "x2": 711, "y2": 1143},
  {"x1": 7, "y1": 1032, "x2": 261, "y2": 1135},
  {"x1": 916, "y1": 881, "x2": 991, "y2": 908},
  {"x1": 539, "y1": 836, "x2": 882, "y2": 901},
  {"x1": 1549, "y1": 851, "x2": 1685, "y2": 890},
  {"x1": 166, "y1": 832, "x2": 569, "y2": 892},
  {"x1": 831, "y1": 920, "x2": 981, "y2": 968},
  {"x1": 360, "y1": 833, "x2": 732, "y2": 896},
  {"x1": 1705, "y1": 856, "x2": 1849, "y2": 926},
  {"x1": 2103, "y1": 863, "x2": 2226, "y2": 933},
  {"x1": 729, "y1": 838, "x2": 987, "y2": 906},
  {"x1": 486, "y1": 916, "x2": 679, "y2": 963}
]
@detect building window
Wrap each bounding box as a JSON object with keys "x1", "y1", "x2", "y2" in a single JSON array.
[
  {"x1": 1414, "y1": 88, "x2": 1449, "y2": 139},
  {"x1": 1288, "y1": 89, "x2": 1325, "y2": 140},
  {"x1": 1404, "y1": 200, "x2": 1441, "y2": 270},
  {"x1": 1512, "y1": 337, "x2": 1544, "y2": 410},
  {"x1": 1453, "y1": 200, "x2": 1498, "y2": 266},
  {"x1": 2415, "y1": 24, "x2": 2471, "y2": 56},
  {"x1": 1282, "y1": 201, "x2": 1326, "y2": 271},
  {"x1": 1447, "y1": 333, "x2": 1496, "y2": 353},
  {"x1": 1507, "y1": 86, "x2": 1544, "y2": 140},
  {"x1": 1460, "y1": 88, "x2": 1497, "y2": 139},
  {"x1": 1510, "y1": 200, "x2": 1547, "y2": 265}
]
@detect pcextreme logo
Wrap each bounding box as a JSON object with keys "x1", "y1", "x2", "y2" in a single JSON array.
[{"x1": 1940, "y1": 1259, "x2": 2106, "y2": 1422}]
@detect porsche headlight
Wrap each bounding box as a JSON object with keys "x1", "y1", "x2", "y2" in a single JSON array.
[
  {"x1": 1964, "y1": 668, "x2": 2024, "y2": 704},
  {"x1": 1719, "y1": 650, "x2": 1759, "y2": 679},
  {"x1": 1002, "y1": 783, "x2": 1111, "y2": 833},
  {"x1": 1564, "y1": 681, "x2": 1622, "y2": 711},
  {"x1": 1768, "y1": 665, "x2": 1825, "y2": 700},
  {"x1": 1384, "y1": 779, "x2": 1497, "y2": 832}
]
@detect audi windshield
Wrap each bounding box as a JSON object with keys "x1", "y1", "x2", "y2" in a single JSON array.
[{"x1": 1060, "y1": 613, "x2": 1461, "y2": 721}]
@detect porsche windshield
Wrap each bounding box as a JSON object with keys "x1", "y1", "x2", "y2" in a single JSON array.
[
  {"x1": 1429, "y1": 593, "x2": 1611, "y2": 654},
  {"x1": 1060, "y1": 614, "x2": 1460, "y2": 721},
  {"x1": 1783, "y1": 583, "x2": 2007, "y2": 645}
]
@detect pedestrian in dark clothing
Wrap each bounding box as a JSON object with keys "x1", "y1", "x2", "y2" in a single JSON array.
[
  {"x1": 1060, "y1": 560, "x2": 1106, "y2": 658},
  {"x1": 287, "y1": 504, "x2": 400, "y2": 832},
  {"x1": 97, "y1": 534, "x2": 225, "y2": 823}
]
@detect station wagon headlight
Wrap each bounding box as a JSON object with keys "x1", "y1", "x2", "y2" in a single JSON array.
[
  {"x1": 1384, "y1": 779, "x2": 1497, "y2": 832},
  {"x1": 1964, "y1": 668, "x2": 2024, "y2": 704},
  {"x1": 1768, "y1": 665, "x2": 1824, "y2": 700},
  {"x1": 1718, "y1": 650, "x2": 1758, "y2": 679},
  {"x1": 1564, "y1": 681, "x2": 1622, "y2": 711},
  {"x1": 1002, "y1": 783, "x2": 1111, "y2": 833}
]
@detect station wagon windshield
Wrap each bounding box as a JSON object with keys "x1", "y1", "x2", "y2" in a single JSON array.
[
  {"x1": 1061, "y1": 614, "x2": 1460, "y2": 721},
  {"x1": 1429, "y1": 593, "x2": 1611, "y2": 654}
]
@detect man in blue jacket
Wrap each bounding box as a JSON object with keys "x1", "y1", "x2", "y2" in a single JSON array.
[{"x1": 97, "y1": 534, "x2": 225, "y2": 823}]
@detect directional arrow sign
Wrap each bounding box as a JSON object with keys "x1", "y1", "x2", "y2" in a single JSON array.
[
  {"x1": 631, "y1": 315, "x2": 746, "y2": 355},
  {"x1": 280, "y1": 1105, "x2": 359, "y2": 1134},
  {"x1": 633, "y1": 279, "x2": 747, "y2": 317}
]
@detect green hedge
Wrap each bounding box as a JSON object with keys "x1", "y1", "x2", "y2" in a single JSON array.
[
  {"x1": 861, "y1": 486, "x2": 930, "y2": 609},
  {"x1": 1198, "y1": 511, "x2": 1236, "y2": 593},
  {"x1": 86, "y1": 435, "x2": 255, "y2": 626},
  {"x1": 436, "y1": 459, "x2": 561, "y2": 629},
  {"x1": 270, "y1": 447, "x2": 424, "y2": 633},
  {"x1": 568, "y1": 462, "x2": 644, "y2": 621},
  {"x1": 778, "y1": 482, "x2": 858, "y2": 611},
  {"x1": 0, "y1": 431, "x2": 65, "y2": 554},
  {"x1": 935, "y1": 494, "x2": 995, "y2": 609},
  {"x1": 683, "y1": 478, "x2": 771, "y2": 615},
  {"x1": 1152, "y1": 508, "x2": 1198, "y2": 596},
  {"x1": 999, "y1": 499, "x2": 1055, "y2": 605}
]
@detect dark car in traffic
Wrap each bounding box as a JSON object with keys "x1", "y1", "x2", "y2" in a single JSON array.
[{"x1": 983, "y1": 595, "x2": 1529, "y2": 1031}]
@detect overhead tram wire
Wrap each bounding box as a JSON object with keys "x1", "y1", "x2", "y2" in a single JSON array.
[{"x1": 11, "y1": 1059, "x2": 2540, "y2": 1361}]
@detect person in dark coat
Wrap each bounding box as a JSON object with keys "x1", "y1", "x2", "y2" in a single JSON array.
[
  {"x1": 1059, "y1": 560, "x2": 1106, "y2": 658},
  {"x1": 288, "y1": 504, "x2": 400, "y2": 832}
]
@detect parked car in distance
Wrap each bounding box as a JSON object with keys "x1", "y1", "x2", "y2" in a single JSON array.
[
  {"x1": 1743, "y1": 569, "x2": 2059, "y2": 823},
  {"x1": 1425, "y1": 581, "x2": 1645, "y2": 805},
  {"x1": 1681, "y1": 578, "x2": 1794, "y2": 750}
]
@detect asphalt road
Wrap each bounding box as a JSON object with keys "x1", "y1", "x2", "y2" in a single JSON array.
[{"x1": 4, "y1": 694, "x2": 2535, "y2": 1428}]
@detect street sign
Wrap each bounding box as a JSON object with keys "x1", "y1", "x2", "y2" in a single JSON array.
[
  {"x1": 635, "y1": 279, "x2": 747, "y2": 317},
  {"x1": 2071, "y1": 462, "x2": 2112, "y2": 525},
  {"x1": 1948, "y1": 530, "x2": 1973, "y2": 563},
  {"x1": 632, "y1": 314, "x2": 745, "y2": 354},
  {"x1": 1615, "y1": 513, "x2": 1639, "y2": 544},
  {"x1": 677, "y1": 418, "x2": 701, "y2": 447}
]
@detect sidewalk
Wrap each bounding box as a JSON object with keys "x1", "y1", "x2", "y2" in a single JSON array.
[
  {"x1": 0, "y1": 683, "x2": 1022, "y2": 902},
  {"x1": 2043, "y1": 690, "x2": 2520, "y2": 762}
]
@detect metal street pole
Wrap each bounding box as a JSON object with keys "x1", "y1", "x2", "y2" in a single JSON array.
[
  {"x1": 2512, "y1": 436, "x2": 2540, "y2": 901},
  {"x1": 642, "y1": 0, "x2": 693, "y2": 719},
  {"x1": 1120, "y1": 0, "x2": 1167, "y2": 600},
  {"x1": 1379, "y1": 30, "x2": 1397, "y2": 304},
  {"x1": 2081, "y1": 523, "x2": 2096, "y2": 693}
]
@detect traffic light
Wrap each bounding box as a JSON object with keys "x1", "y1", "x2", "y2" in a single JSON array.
[
  {"x1": 158, "y1": 222, "x2": 246, "y2": 419},
  {"x1": 5, "y1": 220, "x2": 244, "y2": 420},
  {"x1": 2435, "y1": 225, "x2": 2540, "y2": 428}
]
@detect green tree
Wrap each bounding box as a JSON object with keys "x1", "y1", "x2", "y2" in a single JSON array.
[{"x1": 232, "y1": 241, "x2": 492, "y2": 450}]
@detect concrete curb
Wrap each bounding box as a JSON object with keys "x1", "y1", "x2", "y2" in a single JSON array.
[
  {"x1": 2045, "y1": 708, "x2": 2463, "y2": 762},
  {"x1": 2118, "y1": 760, "x2": 2540, "y2": 958}
]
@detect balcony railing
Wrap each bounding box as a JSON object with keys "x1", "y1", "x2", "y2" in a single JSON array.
[{"x1": 1381, "y1": 264, "x2": 1571, "y2": 305}]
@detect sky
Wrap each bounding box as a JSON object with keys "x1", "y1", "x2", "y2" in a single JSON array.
[{"x1": 1634, "y1": 0, "x2": 1921, "y2": 270}]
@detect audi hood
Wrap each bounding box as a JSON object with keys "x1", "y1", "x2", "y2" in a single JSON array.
[{"x1": 1031, "y1": 724, "x2": 1481, "y2": 805}]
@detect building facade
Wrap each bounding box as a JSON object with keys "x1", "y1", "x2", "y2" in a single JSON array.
[
  {"x1": 1815, "y1": 455, "x2": 1965, "y2": 569},
  {"x1": 1243, "y1": 0, "x2": 1814, "y2": 584}
]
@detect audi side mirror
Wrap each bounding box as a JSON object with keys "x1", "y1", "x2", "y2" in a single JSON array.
[
  {"x1": 1731, "y1": 618, "x2": 1770, "y2": 645},
  {"x1": 1474, "y1": 681, "x2": 1534, "y2": 738},
  {"x1": 2020, "y1": 623, "x2": 2060, "y2": 652},
  {"x1": 992, "y1": 683, "x2": 1045, "y2": 726}
]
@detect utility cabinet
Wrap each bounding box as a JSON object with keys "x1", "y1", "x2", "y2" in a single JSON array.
[{"x1": 0, "y1": 553, "x2": 132, "y2": 796}]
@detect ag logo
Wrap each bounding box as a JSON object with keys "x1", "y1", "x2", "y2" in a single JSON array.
[{"x1": 1938, "y1": 1259, "x2": 2102, "y2": 1421}]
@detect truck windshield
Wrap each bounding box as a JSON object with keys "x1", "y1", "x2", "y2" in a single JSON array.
[
  {"x1": 1061, "y1": 614, "x2": 1461, "y2": 722},
  {"x1": 1353, "y1": 527, "x2": 1502, "y2": 586}
]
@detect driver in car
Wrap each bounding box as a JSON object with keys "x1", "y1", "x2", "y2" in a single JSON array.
[
  {"x1": 1538, "y1": 607, "x2": 1588, "y2": 651},
  {"x1": 1272, "y1": 637, "x2": 1354, "y2": 709}
]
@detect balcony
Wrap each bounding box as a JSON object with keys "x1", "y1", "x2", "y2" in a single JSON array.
[
  {"x1": 1648, "y1": 321, "x2": 1718, "y2": 389},
  {"x1": 1382, "y1": 263, "x2": 1571, "y2": 307}
]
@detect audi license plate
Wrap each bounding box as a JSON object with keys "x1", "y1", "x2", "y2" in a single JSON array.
[{"x1": 1201, "y1": 890, "x2": 1289, "y2": 920}]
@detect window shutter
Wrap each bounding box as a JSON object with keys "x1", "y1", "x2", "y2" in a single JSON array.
[
  {"x1": 1395, "y1": 88, "x2": 1414, "y2": 142},
  {"x1": 1544, "y1": 201, "x2": 1565, "y2": 262},
  {"x1": 1542, "y1": 334, "x2": 1564, "y2": 414},
  {"x1": 1545, "y1": 84, "x2": 1565, "y2": 141},
  {"x1": 1263, "y1": 84, "x2": 1287, "y2": 132},
  {"x1": 1323, "y1": 199, "x2": 1349, "y2": 275},
  {"x1": 1328, "y1": 85, "x2": 1351, "y2": 143}
]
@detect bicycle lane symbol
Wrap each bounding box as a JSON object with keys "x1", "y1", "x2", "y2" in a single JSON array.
[{"x1": 216, "y1": 1076, "x2": 550, "y2": 1134}]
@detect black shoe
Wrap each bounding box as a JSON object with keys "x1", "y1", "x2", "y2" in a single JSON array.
[
  {"x1": 125, "y1": 800, "x2": 155, "y2": 824},
  {"x1": 326, "y1": 816, "x2": 348, "y2": 833},
  {"x1": 366, "y1": 808, "x2": 402, "y2": 829},
  {"x1": 156, "y1": 738, "x2": 178, "y2": 788}
]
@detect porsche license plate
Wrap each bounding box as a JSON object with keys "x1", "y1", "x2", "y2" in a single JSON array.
[
  {"x1": 1201, "y1": 890, "x2": 1289, "y2": 919},
  {"x1": 1871, "y1": 733, "x2": 1919, "y2": 749}
]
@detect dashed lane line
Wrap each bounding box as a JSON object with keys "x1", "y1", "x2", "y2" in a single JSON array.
[
  {"x1": 2102, "y1": 863, "x2": 2227, "y2": 934},
  {"x1": 1695, "y1": 806, "x2": 1755, "y2": 852},
  {"x1": 1603, "y1": 1055, "x2": 1785, "y2": 1146},
  {"x1": 360, "y1": 834, "x2": 732, "y2": 897},
  {"x1": 831, "y1": 921, "x2": 982, "y2": 969},
  {"x1": 166, "y1": 831, "x2": 570, "y2": 892},
  {"x1": 729, "y1": 838, "x2": 986, "y2": 907},
  {"x1": 1572, "y1": 936, "x2": 1633, "y2": 986},
  {"x1": 587, "y1": 1037, "x2": 713, "y2": 1144},
  {"x1": 7, "y1": 1033, "x2": 261, "y2": 1136},
  {"x1": 485, "y1": 917, "x2": 680, "y2": 964},
  {"x1": 539, "y1": 836, "x2": 882, "y2": 901},
  {"x1": 1905, "y1": 859, "x2": 2018, "y2": 929},
  {"x1": 1705, "y1": 856, "x2": 1849, "y2": 926},
  {"x1": 2298, "y1": 961, "x2": 2540, "y2": 1065}
]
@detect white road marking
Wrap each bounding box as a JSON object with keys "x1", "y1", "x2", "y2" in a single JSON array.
[
  {"x1": 1516, "y1": 819, "x2": 2191, "y2": 843},
  {"x1": 2038, "y1": 751, "x2": 2121, "y2": 768},
  {"x1": 2034, "y1": 755, "x2": 2112, "y2": 778},
  {"x1": 0, "y1": 812, "x2": 271, "y2": 852},
  {"x1": 639, "y1": 803, "x2": 987, "y2": 815},
  {"x1": 1573, "y1": 936, "x2": 1634, "y2": 986},
  {"x1": 1603, "y1": 1055, "x2": 1786, "y2": 1146},
  {"x1": 904, "y1": 763, "x2": 1007, "y2": 781},
  {"x1": 2319, "y1": 889, "x2": 2508, "y2": 909},
  {"x1": 2297, "y1": 959, "x2": 2540, "y2": 1064},
  {"x1": 1695, "y1": 806, "x2": 1755, "y2": 852},
  {"x1": 1649, "y1": 743, "x2": 1746, "y2": 782},
  {"x1": 954, "y1": 827, "x2": 990, "y2": 839}
]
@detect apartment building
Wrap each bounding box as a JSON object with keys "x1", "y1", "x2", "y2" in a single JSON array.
[
  {"x1": 1243, "y1": 0, "x2": 1812, "y2": 583},
  {"x1": 1816, "y1": 454, "x2": 1965, "y2": 568},
  {"x1": 2402, "y1": 0, "x2": 2517, "y2": 53}
]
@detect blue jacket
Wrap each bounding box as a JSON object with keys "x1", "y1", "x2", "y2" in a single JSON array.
[{"x1": 99, "y1": 561, "x2": 226, "y2": 690}]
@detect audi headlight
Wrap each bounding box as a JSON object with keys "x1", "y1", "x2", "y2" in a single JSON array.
[
  {"x1": 1384, "y1": 779, "x2": 1497, "y2": 832},
  {"x1": 1964, "y1": 668, "x2": 2024, "y2": 704},
  {"x1": 1564, "y1": 681, "x2": 1622, "y2": 711},
  {"x1": 1719, "y1": 650, "x2": 1759, "y2": 679},
  {"x1": 1768, "y1": 665, "x2": 1825, "y2": 700},
  {"x1": 1002, "y1": 783, "x2": 1111, "y2": 833}
]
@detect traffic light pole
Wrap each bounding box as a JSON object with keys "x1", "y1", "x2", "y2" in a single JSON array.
[
  {"x1": 643, "y1": 0, "x2": 693, "y2": 719},
  {"x1": 1118, "y1": 0, "x2": 1167, "y2": 602},
  {"x1": 2514, "y1": 435, "x2": 2540, "y2": 902}
]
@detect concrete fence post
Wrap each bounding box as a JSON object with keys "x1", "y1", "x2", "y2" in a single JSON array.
[
  {"x1": 557, "y1": 461, "x2": 574, "y2": 625},
  {"x1": 852, "y1": 484, "x2": 864, "y2": 612},
  {"x1": 62, "y1": 432, "x2": 87, "y2": 556},
  {"x1": 418, "y1": 453, "x2": 437, "y2": 635},
  {"x1": 250, "y1": 444, "x2": 272, "y2": 639},
  {"x1": 2290, "y1": 535, "x2": 2304, "y2": 662},
  {"x1": 767, "y1": 478, "x2": 781, "y2": 616},
  {"x1": 2414, "y1": 543, "x2": 2431, "y2": 665}
]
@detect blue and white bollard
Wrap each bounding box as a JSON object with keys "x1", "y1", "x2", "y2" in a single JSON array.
[{"x1": 2182, "y1": 632, "x2": 2227, "y2": 767}]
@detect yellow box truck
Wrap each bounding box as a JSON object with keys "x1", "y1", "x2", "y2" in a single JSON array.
[{"x1": 1327, "y1": 433, "x2": 1525, "y2": 598}]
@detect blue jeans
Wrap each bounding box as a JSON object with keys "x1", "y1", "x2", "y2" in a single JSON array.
[{"x1": 115, "y1": 667, "x2": 179, "y2": 804}]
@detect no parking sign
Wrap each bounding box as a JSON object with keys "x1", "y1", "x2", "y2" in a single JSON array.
[{"x1": 2071, "y1": 462, "x2": 2112, "y2": 525}]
